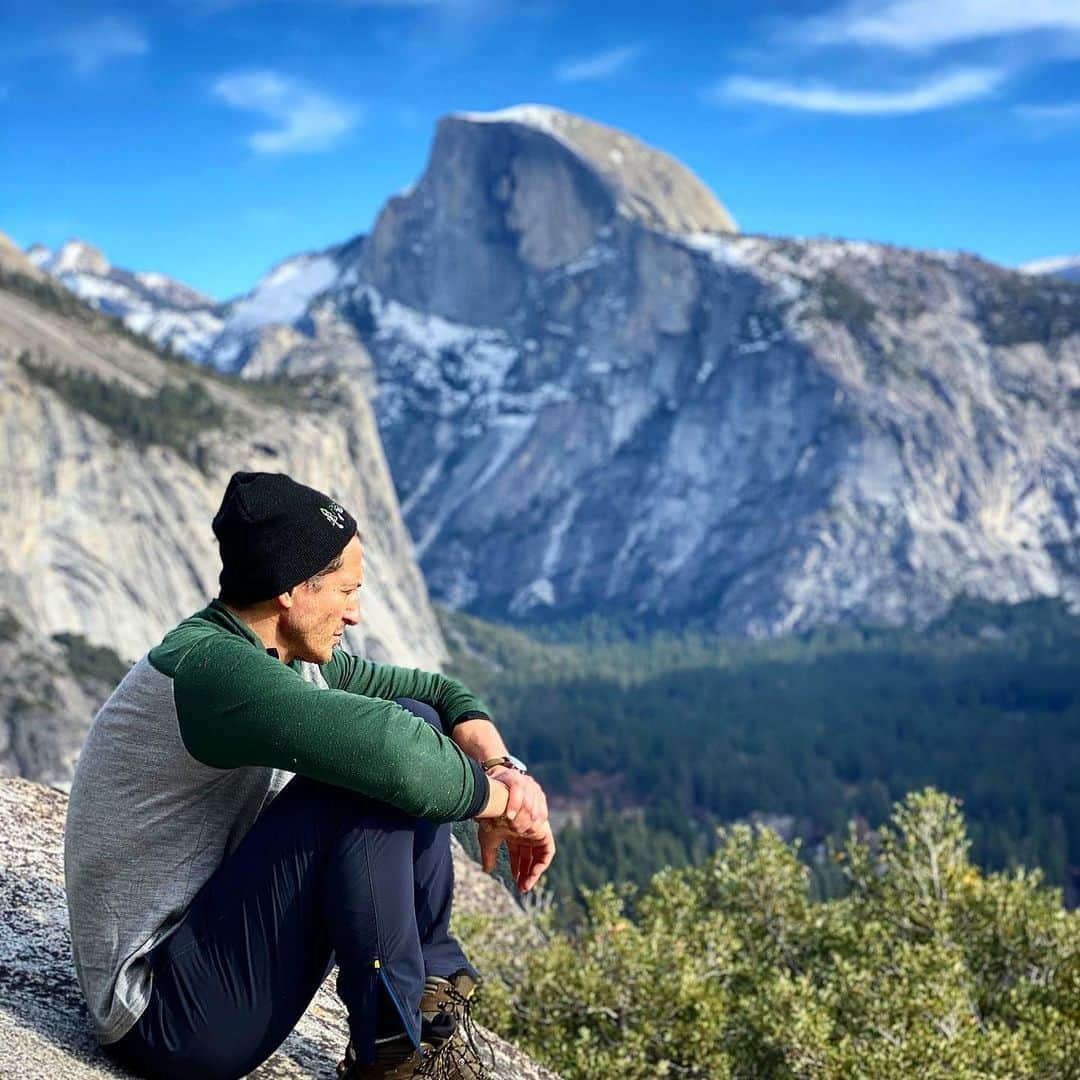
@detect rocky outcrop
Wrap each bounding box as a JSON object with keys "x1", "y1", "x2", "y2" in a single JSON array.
[
  {"x1": 465, "y1": 106, "x2": 736, "y2": 237},
  {"x1": 3, "y1": 233, "x2": 51, "y2": 283},
  {"x1": 358, "y1": 106, "x2": 736, "y2": 328},
  {"x1": 0, "y1": 618, "x2": 114, "y2": 790},
  {"x1": 0, "y1": 777, "x2": 559, "y2": 1079}
]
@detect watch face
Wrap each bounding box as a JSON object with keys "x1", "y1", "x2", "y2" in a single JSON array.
[{"x1": 506, "y1": 754, "x2": 528, "y2": 774}]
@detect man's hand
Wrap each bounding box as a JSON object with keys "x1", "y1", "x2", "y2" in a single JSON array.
[
  {"x1": 486, "y1": 767, "x2": 548, "y2": 831},
  {"x1": 453, "y1": 715, "x2": 555, "y2": 889},
  {"x1": 477, "y1": 817, "x2": 556, "y2": 893}
]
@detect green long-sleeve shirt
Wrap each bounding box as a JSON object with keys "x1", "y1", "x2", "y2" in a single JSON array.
[
  {"x1": 157, "y1": 600, "x2": 491, "y2": 818},
  {"x1": 64, "y1": 599, "x2": 491, "y2": 1044}
]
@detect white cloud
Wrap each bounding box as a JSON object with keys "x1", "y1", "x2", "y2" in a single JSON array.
[
  {"x1": 716, "y1": 66, "x2": 1007, "y2": 115},
  {"x1": 553, "y1": 44, "x2": 643, "y2": 84},
  {"x1": 795, "y1": 0, "x2": 1080, "y2": 52},
  {"x1": 212, "y1": 71, "x2": 362, "y2": 154},
  {"x1": 52, "y1": 16, "x2": 149, "y2": 75}
]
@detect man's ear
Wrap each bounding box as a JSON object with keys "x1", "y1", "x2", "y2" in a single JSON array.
[{"x1": 276, "y1": 588, "x2": 296, "y2": 612}]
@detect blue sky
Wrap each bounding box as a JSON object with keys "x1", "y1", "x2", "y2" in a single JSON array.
[{"x1": 3, "y1": 0, "x2": 1079, "y2": 300}]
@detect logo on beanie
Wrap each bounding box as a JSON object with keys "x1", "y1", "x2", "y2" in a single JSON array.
[{"x1": 320, "y1": 502, "x2": 346, "y2": 529}]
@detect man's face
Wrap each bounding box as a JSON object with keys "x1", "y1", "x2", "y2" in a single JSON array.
[{"x1": 281, "y1": 535, "x2": 363, "y2": 664}]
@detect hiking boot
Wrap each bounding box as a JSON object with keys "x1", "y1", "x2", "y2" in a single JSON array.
[
  {"x1": 420, "y1": 971, "x2": 492, "y2": 1079},
  {"x1": 337, "y1": 1012, "x2": 456, "y2": 1079}
]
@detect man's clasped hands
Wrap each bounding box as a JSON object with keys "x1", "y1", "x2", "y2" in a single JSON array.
[{"x1": 479, "y1": 767, "x2": 556, "y2": 894}]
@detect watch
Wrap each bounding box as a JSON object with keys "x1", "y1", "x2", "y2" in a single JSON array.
[{"x1": 482, "y1": 754, "x2": 528, "y2": 774}]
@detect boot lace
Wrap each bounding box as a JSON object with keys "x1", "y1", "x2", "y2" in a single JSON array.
[{"x1": 442, "y1": 986, "x2": 494, "y2": 1078}]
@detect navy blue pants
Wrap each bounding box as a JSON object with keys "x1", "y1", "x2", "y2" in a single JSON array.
[{"x1": 107, "y1": 699, "x2": 476, "y2": 1080}]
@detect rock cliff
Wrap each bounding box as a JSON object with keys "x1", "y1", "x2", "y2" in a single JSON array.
[
  {"x1": 0, "y1": 238, "x2": 446, "y2": 783},
  {"x1": 358, "y1": 106, "x2": 736, "y2": 328},
  {"x1": 0, "y1": 777, "x2": 558, "y2": 1079}
]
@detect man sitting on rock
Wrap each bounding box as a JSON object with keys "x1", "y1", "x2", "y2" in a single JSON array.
[{"x1": 63, "y1": 471, "x2": 554, "y2": 1079}]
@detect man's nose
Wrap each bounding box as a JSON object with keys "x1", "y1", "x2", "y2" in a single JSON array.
[{"x1": 343, "y1": 597, "x2": 361, "y2": 624}]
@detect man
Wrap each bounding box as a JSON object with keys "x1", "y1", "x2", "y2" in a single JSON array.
[{"x1": 63, "y1": 471, "x2": 555, "y2": 1079}]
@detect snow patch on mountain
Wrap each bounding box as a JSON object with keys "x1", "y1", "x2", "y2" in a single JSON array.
[
  {"x1": 124, "y1": 308, "x2": 229, "y2": 360},
  {"x1": 457, "y1": 103, "x2": 565, "y2": 130},
  {"x1": 32, "y1": 239, "x2": 111, "y2": 276},
  {"x1": 1021, "y1": 254, "x2": 1080, "y2": 283},
  {"x1": 357, "y1": 285, "x2": 523, "y2": 423},
  {"x1": 133, "y1": 272, "x2": 216, "y2": 310},
  {"x1": 226, "y1": 253, "x2": 339, "y2": 334},
  {"x1": 24, "y1": 240, "x2": 226, "y2": 361},
  {"x1": 24, "y1": 243, "x2": 51, "y2": 268}
]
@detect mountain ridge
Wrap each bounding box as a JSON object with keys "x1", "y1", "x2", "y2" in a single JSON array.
[
  {"x1": 451, "y1": 105, "x2": 738, "y2": 236},
  {"x1": 17, "y1": 107, "x2": 1080, "y2": 636}
]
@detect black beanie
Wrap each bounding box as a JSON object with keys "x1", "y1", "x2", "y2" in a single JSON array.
[{"x1": 212, "y1": 472, "x2": 358, "y2": 605}]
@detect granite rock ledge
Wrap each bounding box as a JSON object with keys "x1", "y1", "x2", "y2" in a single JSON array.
[{"x1": 0, "y1": 777, "x2": 559, "y2": 1080}]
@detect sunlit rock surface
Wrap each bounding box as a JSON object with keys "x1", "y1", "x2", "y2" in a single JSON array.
[{"x1": 0, "y1": 777, "x2": 559, "y2": 1080}]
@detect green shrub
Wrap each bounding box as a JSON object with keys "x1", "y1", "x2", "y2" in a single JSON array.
[
  {"x1": 0, "y1": 610, "x2": 19, "y2": 644},
  {"x1": 816, "y1": 272, "x2": 876, "y2": 330},
  {"x1": 458, "y1": 789, "x2": 1080, "y2": 1079},
  {"x1": 52, "y1": 632, "x2": 129, "y2": 688},
  {"x1": 18, "y1": 351, "x2": 227, "y2": 470},
  {"x1": 977, "y1": 271, "x2": 1080, "y2": 347}
]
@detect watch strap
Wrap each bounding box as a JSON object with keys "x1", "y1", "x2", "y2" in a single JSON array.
[{"x1": 482, "y1": 755, "x2": 526, "y2": 774}]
